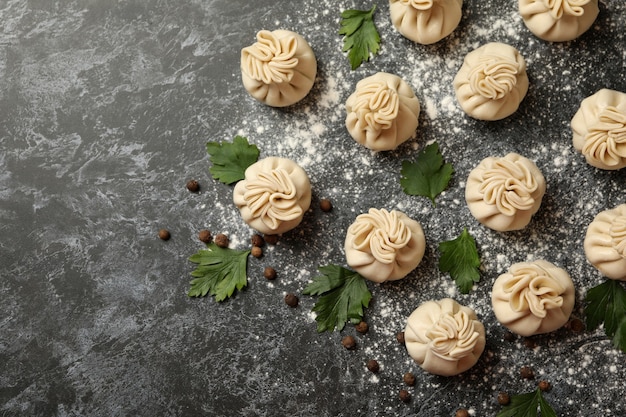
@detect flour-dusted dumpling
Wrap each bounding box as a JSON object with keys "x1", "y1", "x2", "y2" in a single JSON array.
[
  {"x1": 241, "y1": 30, "x2": 317, "y2": 107},
  {"x1": 571, "y1": 89, "x2": 626, "y2": 170},
  {"x1": 389, "y1": 0, "x2": 463, "y2": 45},
  {"x1": 345, "y1": 208, "x2": 425, "y2": 282},
  {"x1": 345, "y1": 72, "x2": 420, "y2": 151},
  {"x1": 492, "y1": 260, "x2": 575, "y2": 336},
  {"x1": 584, "y1": 204, "x2": 626, "y2": 281},
  {"x1": 404, "y1": 298, "x2": 486, "y2": 376},
  {"x1": 465, "y1": 153, "x2": 546, "y2": 232},
  {"x1": 519, "y1": 0, "x2": 599, "y2": 42},
  {"x1": 453, "y1": 43, "x2": 529, "y2": 121},
  {"x1": 233, "y1": 157, "x2": 311, "y2": 235}
]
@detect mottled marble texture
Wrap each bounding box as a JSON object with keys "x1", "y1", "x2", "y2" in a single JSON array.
[{"x1": 1, "y1": 0, "x2": 625, "y2": 416}]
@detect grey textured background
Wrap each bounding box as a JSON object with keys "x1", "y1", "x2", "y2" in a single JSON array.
[{"x1": 1, "y1": 0, "x2": 625, "y2": 416}]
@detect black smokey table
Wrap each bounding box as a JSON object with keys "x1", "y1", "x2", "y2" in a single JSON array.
[{"x1": 1, "y1": 1, "x2": 625, "y2": 416}]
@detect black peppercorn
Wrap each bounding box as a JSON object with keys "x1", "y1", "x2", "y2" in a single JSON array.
[
  {"x1": 341, "y1": 335, "x2": 356, "y2": 350},
  {"x1": 569, "y1": 318, "x2": 585, "y2": 332},
  {"x1": 186, "y1": 179, "x2": 200, "y2": 192},
  {"x1": 399, "y1": 389, "x2": 411, "y2": 403},
  {"x1": 396, "y1": 331, "x2": 405, "y2": 345},
  {"x1": 355, "y1": 321, "x2": 369, "y2": 334},
  {"x1": 455, "y1": 409, "x2": 469, "y2": 417},
  {"x1": 264, "y1": 234, "x2": 279, "y2": 245},
  {"x1": 251, "y1": 246, "x2": 263, "y2": 258},
  {"x1": 538, "y1": 380, "x2": 551, "y2": 392},
  {"x1": 366, "y1": 359, "x2": 379, "y2": 373},
  {"x1": 215, "y1": 233, "x2": 229, "y2": 248},
  {"x1": 158, "y1": 229, "x2": 170, "y2": 241},
  {"x1": 520, "y1": 366, "x2": 535, "y2": 379},
  {"x1": 198, "y1": 229, "x2": 212, "y2": 243},
  {"x1": 320, "y1": 198, "x2": 333, "y2": 212},
  {"x1": 264, "y1": 267, "x2": 276, "y2": 280},
  {"x1": 497, "y1": 392, "x2": 510, "y2": 405},
  {"x1": 403, "y1": 372, "x2": 415, "y2": 386},
  {"x1": 285, "y1": 293, "x2": 298, "y2": 308},
  {"x1": 251, "y1": 234, "x2": 265, "y2": 247}
]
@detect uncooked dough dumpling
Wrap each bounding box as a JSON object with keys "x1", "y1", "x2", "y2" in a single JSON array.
[
  {"x1": 345, "y1": 72, "x2": 420, "y2": 151},
  {"x1": 233, "y1": 157, "x2": 311, "y2": 235},
  {"x1": 404, "y1": 298, "x2": 486, "y2": 376},
  {"x1": 465, "y1": 153, "x2": 546, "y2": 232},
  {"x1": 492, "y1": 260, "x2": 575, "y2": 336},
  {"x1": 571, "y1": 88, "x2": 626, "y2": 170},
  {"x1": 453, "y1": 42, "x2": 529, "y2": 121},
  {"x1": 241, "y1": 29, "x2": 317, "y2": 107},
  {"x1": 584, "y1": 204, "x2": 626, "y2": 281},
  {"x1": 345, "y1": 208, "x2": 425, "y2": 282},
  {"x1": 519, "y1": 0, "x2": 599, "y2": 42},
  {"x1": 389, "y1": 0, "x2": 463, "y2": 45}
]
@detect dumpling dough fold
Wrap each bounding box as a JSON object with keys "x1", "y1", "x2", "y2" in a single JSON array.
[
  {"x1": 519, "y1": 0, "x2": 599, "y2": 42},
  {"x1": 584, "y1": 204, "x2": 626, "y2": 281},
  {"x1": 389, "y1": 0, "x2": 463, "y2": 45}
]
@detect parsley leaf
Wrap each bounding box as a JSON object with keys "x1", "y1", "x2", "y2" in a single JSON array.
[
  {"x1": 188, "y1": 243, "x2": 250, "y2": 302},
  {"x1": 303, "y1": 265, "x2": 372, "y2": 332},
  {"x1": 584, "y1": 279, "x2": 626, "y2": 353},
  {"x1": 496, "y1": 388, "x2": 557, "y2": 417},
  {"x1": 438, "y1": 228, "x2": 481, "y2": 294},
  {"x1": 339, "y1": 5, "x2": 380, "y2": 70},
  {"x1": 206, "y1": 135, "x2": 259, "y2": 185},
  {"x1": 400, "y1": 142, "x2": 454, "y2": 205}
]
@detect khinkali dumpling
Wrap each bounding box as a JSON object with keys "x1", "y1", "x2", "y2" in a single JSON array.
[
  {"x1": 233, "y1": 157, "x2": 311, "y2": 235},
  {"x1": 465, "y1": 153, "x2": 546, "y2": 232},
  {"x1": 345, "y1": 72, "x2": 420, "y2": 151},
  {"x1": 389, "y1": 0, "x2": 463, "y2": 45},
  {"x1": 492, "y1": 260, "x2": 575, "y2": 336},
  {"x1": 571, "y1": 88, "x2": 626, "y2": 170},
  {"x1": 404, "y1": 298, "x2": 486, "y2": 376},
  {"x1": 519, "y1": 0, "x2": 599, "y2": 42},
  {"x1": 584, "y1": 204, "x2": 626, "y2": 281},
  {"x1": 345, "y1": 208, "x2": 425, "y2": 282},
  {"x1": 241, "y1": 29, "x2": 317, "y2": 107},
  {"x1": 453, "y1": 42, "x2": 529, "y2": 121}
]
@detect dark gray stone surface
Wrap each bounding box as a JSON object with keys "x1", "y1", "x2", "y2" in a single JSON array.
[{"x1": 1, "y1": 0, "x2": 625, "y2": 416}]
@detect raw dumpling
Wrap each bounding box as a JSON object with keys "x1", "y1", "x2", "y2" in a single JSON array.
[
  {"x1": 241, "y1": 29, "x2": 317, "y2": 107},
  {"x1": 465, "y1": 153, "x2": 546, "y2": 232},
  {"x1": 453, "y1": 42, "x2": 529, "y2": 121},
  {"x1": 345, "y1": 72, "x2": 420, "y2": 151},
  {"x1": 389, "y1": 0, "x2": 463, "y2": 45},
  {"x1": 492, "y1": 260, "x2": 575, "y2": 336},
  {"x1": 584, "y1": 204, "x2": 626, "y2": 281},
  {"x1": 519, "y1": 0, "x2": 599, "y2": 42},
  {"x1": 345, "y1": 208, "x2": 425, "y2": 282},
  {"x1": 233, "y1": 157, "x2": 311, "y2": 235},
  {"x1": 404, "y1": 298, "x2": 486, "y2": 376},
  {"x1": 571, "y1": 88, "x2": 626, "y2": 170}
]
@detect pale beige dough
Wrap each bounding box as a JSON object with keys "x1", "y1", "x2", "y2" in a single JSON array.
[
  {"x1": 492, "y1": 260, "x2": 575, "y2": 336},
  {"x1": 453, "y1": 42, "x2": 529, "y2": 121},
  {"x1": 233, "y1": 157, "x2": 311, "y2": 235},
  {"x1": 519, "y1": 0, "x2": 599, "y2": 42},
  {"x1": 389, "y1": 0, "x2": 463, "y2": 45},
  {"x1": 465, "y1": 153, "x2": 546, "y2": 232},
  {"x1": 345, "y1": 72, "x2": 420, "y2": 151},
  {"x1": 345, "y1": 208, "x2": 425, "y2": 282},
  {"x1": 571, "y1": 88, "x2": 626, "y2": 170},
  {"x1": 404, "y1": 298, "x2": 486, "y2": 376},
  {"x1": 584, "y1": 204, "x2": 626, "y2": 281},
  {"x1": 241, "y1": 30, "x2": 317, "y2": 107}
]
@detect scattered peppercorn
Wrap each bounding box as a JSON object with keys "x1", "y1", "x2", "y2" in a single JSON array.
[
  {"x1": 497, "y1": 392, "x2": 510, "y2": 405},
  {"x1": 198, "y1": 229, "x2": 212, "y2": 243},
  {"x1": 520, "y1": 366, "x2": 535, "y2": 379},
  {"x1": 396, "y1": 331, "x2": 405, "y2": 345},
  {"x1": 251, "y1": 234, "x2": 265, "y2": 247},
  {"x1": 285, "y1": 293, "x2": 299, "y2": 308},
  {"x1": 455, "y1": 409, "x2": 469, "y2": 417},
  {"x1": 366, "y1": 359, "x2": 380, "y2": 373},
  {"x1": 186, "y1": 179, "x2": 200, "y2": 192},
  {"x1": 341, "y1": 335, "x2": 356, "y2": 350},
  {"x1": 215, "y1": 233, "x2": 229, "y2": 248},
  {"x1": 355, "y1": 321, "x2": 369, "y2": 334},
  {"x1": 320, "y1": 198, "x2": 333, "y2": 212},
  {"x1": 403, "y1": 372, "x2": 415, "y2": 386},
  {"x1": 569, "y1": 317, "x2": 585, "y2": 332},
  {"x1": 251, "y1": 246, "x2": 263, "y2": 258},
  {"x1": 523, "y1": 338, "x2": 537, "y2": 349},
  {"x1": 158, "y1": 229, "x2": 170, "y2": 241},
  {"x1": 503, "y1": 331, "x2": 515, "y2": 342},
  {"x1": 264, "y1": 234, "x2": 279, "y2": 245},
  {"x1": 399, "y1": 389, "x2": 411, "y2": 403},
  {"x1": 538, "y1": 380, "x2": 551, "y2": 392},
  {"x1": 264, "y1": 267, "x2": 276, "y2": 280}
]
